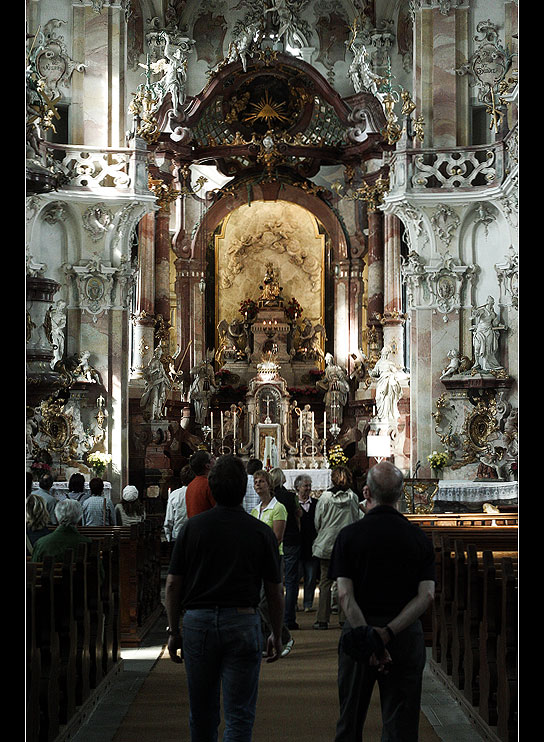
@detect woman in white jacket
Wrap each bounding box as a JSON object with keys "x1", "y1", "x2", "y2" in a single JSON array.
[{"x1": 312, "y1": 466, "x2": 363, "y2": 629}]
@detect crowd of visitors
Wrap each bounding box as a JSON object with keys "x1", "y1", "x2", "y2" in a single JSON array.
[{"x1": 27, "y1": 452, "x2": 436, "y2": 741}]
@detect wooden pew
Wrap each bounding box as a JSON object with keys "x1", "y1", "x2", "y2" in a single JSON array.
[
  {"x1": 450, "y1": 540, "x2": 467, "y2": 690},
  {"x1": 28, "y1": 536, "x2": 121, "y2": 742},
  {"x1": 76, "y1": 519, "x2": 163, "y2": 646},
  {"x1": 33, "y1": 556, "x2": 61, "y2": 742},
  {"x1": 429, "y1": 536, "x2": 518, "y2": 742},
  {"x1": 26, "y1": 563, "x2": 41, "y2": 742},
  {"x1": 496, "y1": 558, "x2": 518, "y2": 742},
  {"x1": 463, "y1": 544, "x2": 483, "y2": 706}
]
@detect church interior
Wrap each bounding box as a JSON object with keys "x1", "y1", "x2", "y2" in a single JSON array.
[{"x1": 26, "y1": 1, "x2": 518, "y2": 741}]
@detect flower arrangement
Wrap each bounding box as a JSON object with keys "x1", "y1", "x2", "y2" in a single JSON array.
[
  {"x1": 427, "y1": 451, "x2": 449, "y2": 470},
  {"x1": 328, "y1": 444, "x2": 348, "y2": 469},
  {"x1": 285, "y1": 297, "x2": 303, "y2": 321},
  {"x1": 239, "y1": 299, "x2": 258, "y2": 320},
  {"x1": 87, "y1": 451, "x2": 112, "y2": 476},
  {"x1": 31, "y1": 461, "x2": 51, "y2": 476}
]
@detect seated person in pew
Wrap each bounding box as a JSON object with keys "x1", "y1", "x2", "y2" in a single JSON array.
[
  {"x1": 82, "y1": 478, "x2": 116, "y2": 526},
  {"x1": 31, "y1": 499, "x2": 92, "y2": 563},
  {"x1": 67, "y1": 472, "x2": 91, "y2": 504},
  {"x1": 34, "y1": 472, "x2": 59, "y2": 524},
  {"x1": 115, "y1": 485, "x2": 146, "y2": 526},
  {"x1": 26, "y1": 493, "x2": 51, "y2": 555}
]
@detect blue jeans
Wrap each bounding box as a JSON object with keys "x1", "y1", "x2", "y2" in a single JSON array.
[
  {"x1": 182, "y1": 607, "x2": 262, "y2": 742},
  {"x1": 299, "y1": 556, "x2": 319, "y2": 609},
  {"x1": 282, "y1": 544, "x2": 301, "y2": 625}
]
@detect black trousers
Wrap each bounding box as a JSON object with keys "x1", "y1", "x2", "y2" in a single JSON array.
[{"x1": 335, "y1": 618, "x2": 426, "y2": 742}]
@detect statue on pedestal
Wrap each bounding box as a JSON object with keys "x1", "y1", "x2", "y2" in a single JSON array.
[
  {"x1": 470, "y1": 296, "x2": 505, "y2": 372},
  {"x1": 317, "y1": 353, "x2": 350, "y2": 426},
  {"x1": 369, "y1": 346, "x2": 409, "y2": 424},
  {"x1": 189, "y1": 357, "x2": 218, "y2": 426},
  {"x1": 258, "y1": 263, "x2": 284, "y2": 306},
  {"x1": 140, "y1": 345, "x2": 172, "y2": 420}
]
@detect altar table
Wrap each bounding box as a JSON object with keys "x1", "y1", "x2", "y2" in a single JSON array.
[
  {"x1": 282, "y1": 468, "x2": 332, "y2": 493},
  {"x1": 436, "y1": 480, "x2": 517, "y2": 504},
  {"x1": 32, "y1": 481, "x2": 112, "y2": 501}
]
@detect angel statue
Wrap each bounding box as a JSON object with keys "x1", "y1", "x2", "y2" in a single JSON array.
[
  {"x1": 291, "y1": 318, "x2": 326, "y2": 361},
  {"x1": 216, "y1": 318, "x2": 249, "y2": 365},
  {"x1": 153, "y1": 32, "x2": 189, "y2": 116},
  {"x1": 350, "y1": 348, "x2": 369, "y2": 386}
]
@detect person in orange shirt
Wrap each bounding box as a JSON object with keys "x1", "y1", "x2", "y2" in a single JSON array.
[{"x1": 185, "y1": 450, "x2": 215, "y2": 518}]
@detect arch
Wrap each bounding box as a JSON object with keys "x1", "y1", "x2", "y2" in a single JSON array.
[{"x1": 188, "y1": 180, "x2": 349, "y2": 264}]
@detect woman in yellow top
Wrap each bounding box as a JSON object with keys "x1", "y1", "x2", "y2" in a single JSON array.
[
  {"x1": 251, "y1": 468, "x2": 294, "y2": 656},
  {"x1": 251, "y1": 469, "x2": 287, "y2": 555}
]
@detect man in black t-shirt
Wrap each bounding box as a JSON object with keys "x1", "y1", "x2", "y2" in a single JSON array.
[
  {"x1": 165, "y1": 455, "x2": 284, "y2": 742},
  {"x1": 329, "y1": 461, "x2": 436, "y2": 742}
]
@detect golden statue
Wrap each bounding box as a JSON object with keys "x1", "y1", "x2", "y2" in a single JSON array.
[{"x1": 258, "y1": 263, "x2": 284, "y2": 306}]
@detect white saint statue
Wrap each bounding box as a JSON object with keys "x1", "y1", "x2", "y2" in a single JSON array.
[
  {"x1": 369, "y1": 347, "x2": 409, "y2": 424},
  {"x1": 470, "y1": 296, "x2": 504, "y2": 371}
]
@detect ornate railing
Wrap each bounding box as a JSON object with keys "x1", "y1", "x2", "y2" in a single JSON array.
[
  {"x1": 38, "y1": 139, "x2": 150, "y2": 195},
  {"x1": 387, "y1": 126, "x2": 517, "y2": 195}
]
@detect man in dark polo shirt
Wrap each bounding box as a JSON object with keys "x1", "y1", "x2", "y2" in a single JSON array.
[
  {"x1": 165, "y1": 454, "x2": 284, "y2": 742},
  {"x1": 329, "y1": 461, "x2": 436, "y2": 741}
]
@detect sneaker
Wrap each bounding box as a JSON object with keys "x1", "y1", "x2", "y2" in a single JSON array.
[
  {"x1": 281, "y1": 638, "x2": 295, "y2": 657},
  {"x1": 313, "y1": 621, "x2": 328, "y2": 630}
]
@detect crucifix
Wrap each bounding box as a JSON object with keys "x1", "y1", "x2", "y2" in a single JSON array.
[{"x1": 263, "y1": 394, "x2": 274, "y2": 424}]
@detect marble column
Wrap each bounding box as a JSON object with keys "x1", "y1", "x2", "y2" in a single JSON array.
[
  {"x1": 131, "y1": 212, "x2": 156, "y2": 380},
  {"x1": 154, "y1": 210, "x2": 171, "y2": 323},
  {"x1": 413, "y1": 4, "x2": 469, "y2": 148},
  {"x1": 382, "y1": 213, "x2": 405, "y2": 366},
  {"x1": 366, "y1": 209, "x2": 384, "y2": 362}
]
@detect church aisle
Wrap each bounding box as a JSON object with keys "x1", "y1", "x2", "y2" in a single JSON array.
[{"x1": 69, "y1": 603, "x2": 486, "y2": 742}]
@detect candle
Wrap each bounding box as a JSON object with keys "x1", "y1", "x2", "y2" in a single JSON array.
[
  {"x1": 210, "y1": 411, "x2": 214, "y2": 443},
  {"x1": 221, "y1": 411, "x2": 224, "y2": 439},
  {"x1": 233, "y1": 410, "x2": 237, "y2": 440},
  {"x1": 311, "y1": 411, "x2": 315, "y2": 439}
]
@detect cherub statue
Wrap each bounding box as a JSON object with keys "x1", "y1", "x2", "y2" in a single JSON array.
[
  {"x1": 350, "y1": 348, "x2": 369, "y2": 385},
  {"x1": 227, "y1": 21, "x2": 262, "y2": 72},
  {"x1": 440, "y1": 349, "x2": 472, "y2": 379}
]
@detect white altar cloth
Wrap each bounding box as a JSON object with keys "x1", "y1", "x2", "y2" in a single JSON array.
[
  {"x1": 436, "y1": 480, "x2": 517, "y2": 503},
  {"x1": 282, "y1": 468, "x2": 332, "y2": 492},
  {"x1": 32, "y1": 481, "x2": 112, "y2": 501}
]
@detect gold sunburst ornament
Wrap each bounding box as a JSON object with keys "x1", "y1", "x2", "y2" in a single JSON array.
[{"x1": 244, "y1": 90, "x2": 290, "y2": 125}]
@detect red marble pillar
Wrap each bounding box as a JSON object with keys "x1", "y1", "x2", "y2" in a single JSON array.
[
  {"x1": 137, "y1": 211, "x2": 155, "y2": 316},
  {"x1": 154, "y1": 210, "x2": 171, "y2": 323},
  {"x1": 366, "y1": 209, "x2": 384, "y2": 356}
]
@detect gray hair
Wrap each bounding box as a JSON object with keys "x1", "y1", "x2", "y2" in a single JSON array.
[
  {"x1": 55, "y1": 498, "x2": 83, "y2": 526},
  {"x1": 366, "y1": 462, "x2": 404, "y2": 504},
  {"x1": 294, "y1": 474, "x2": 312, "y2": 491}
]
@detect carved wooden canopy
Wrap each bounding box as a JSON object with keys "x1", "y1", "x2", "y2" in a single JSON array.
[{"x1": 155, "y1": 51, "x2": 390, "y2": 181}]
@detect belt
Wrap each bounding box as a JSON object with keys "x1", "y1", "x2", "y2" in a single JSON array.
[{"x1": 186, "y1": 606, "x2": 257, "y2": 614}]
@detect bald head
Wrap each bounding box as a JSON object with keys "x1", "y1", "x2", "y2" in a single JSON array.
[{"x1": 365, "y1": 461, "x2": 404, "y2": 505}]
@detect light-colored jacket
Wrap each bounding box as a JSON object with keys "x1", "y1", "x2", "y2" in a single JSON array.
[{"x1": 312, "y1": 488, "x2": 362, "y2": 559}]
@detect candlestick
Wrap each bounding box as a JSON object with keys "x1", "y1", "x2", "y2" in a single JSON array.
[
  {"x1": 221, "y1": 411, "x2": 224, "y2": 440},
  {"x1": 323, "y1": 411, "x2": 327, "y2": 456},
  {"x1": 210, "y1": 411, "x2": 214, "y2": 446}
]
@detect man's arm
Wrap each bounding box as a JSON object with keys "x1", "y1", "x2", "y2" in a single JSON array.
[
  {"x1": 262, "y1": 580, "x2": 284, "y2": 663},
  {"x1": 336, "y1": 576, "x2": 368, "y2": 628},
  {"x1": 374, "y1": 580, "x2": 435, "y2": 646},
  {"x1": 165, "y1": 573, "x2": 184, "y2": 663}
]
